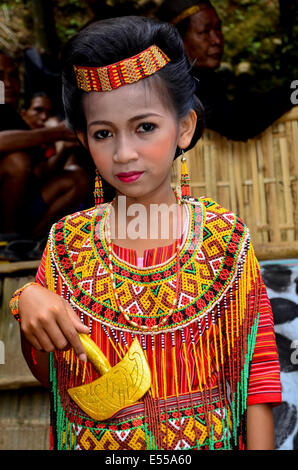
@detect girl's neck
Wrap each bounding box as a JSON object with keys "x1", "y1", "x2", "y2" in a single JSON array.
[
  {"x1": 106, "y1": 186, "x2": 186, "y2": 257},
  {"x1": 114, "y1": 185, "x2": 177, "y2": 211}
]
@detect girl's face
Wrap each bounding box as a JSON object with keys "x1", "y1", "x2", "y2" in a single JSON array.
[{"x1": 79, "y1": 80, "x2": 196, "y2": 204}]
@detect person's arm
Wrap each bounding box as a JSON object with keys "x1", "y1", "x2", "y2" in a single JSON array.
[
  {"x1": 246, "y1": 403, "x2": 275, "y2": 450},
  {"x1": 17, "y1": 283, "x2": 89, "y2": 386},
  {"x1": 39, "y1": 140, "x2": 80, "y2": 175},
  {"x1": 0, "y1": 123, "x2": 77, "y2": 153},
  {"x1": 20, "y1": 331, "x2": 50, "y2": 388}
]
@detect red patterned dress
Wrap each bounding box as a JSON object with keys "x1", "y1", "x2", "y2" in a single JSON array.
[{"x1": 35, "y1": 196, "x2": 281, "y2": 450}]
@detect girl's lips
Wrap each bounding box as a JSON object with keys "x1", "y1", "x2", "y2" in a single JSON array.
[{"x1": 116, "y1": 171, "x2": 144, "y2": 183}]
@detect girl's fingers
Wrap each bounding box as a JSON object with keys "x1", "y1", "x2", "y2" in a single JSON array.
[
  {"x1": 65, "y1": 302, "x2": 90, "y2": 334},
  {"x1": 29, "y1": 334, "x2": 43, "y2": 352},
  {"x1": 43, "y1": 322, "x2": 70, "y2": 351},
  {"x1": 57, "y1": 300, "x2": 88, "y2": 361},
  {"x1": 30, "y1": 328, "x2": 56, "y2": 352},
  {"x1": 20, "y1": 285, "x2": 90, "y2": 360}
]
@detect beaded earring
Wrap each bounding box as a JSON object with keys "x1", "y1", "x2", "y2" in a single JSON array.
[
  {"x1": 180, "y1": 149, "x2": 191, "y2": 197},
  {"x1": 94, "y1": 169, "x2": 104, "y2": 207}
]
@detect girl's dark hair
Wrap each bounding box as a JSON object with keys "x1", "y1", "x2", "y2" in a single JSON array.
[{"x1": 61, "y1": 16, "x2": 204, "y2": 156}]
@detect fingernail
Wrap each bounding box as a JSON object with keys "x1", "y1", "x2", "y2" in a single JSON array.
[{"x1": 79, "y1": 353, "x2": 87, "y2": 361}]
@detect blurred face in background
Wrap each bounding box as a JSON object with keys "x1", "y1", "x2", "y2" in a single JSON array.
[
  {"x1": 183, "y1": 6, "x2": 224, "y2": 70},
  {"x1": 21, "y1": 95, "x2": 53, "y2": 129},
  {"x1": 0, "y1": 53, "x2": 20, "y2": 107}
]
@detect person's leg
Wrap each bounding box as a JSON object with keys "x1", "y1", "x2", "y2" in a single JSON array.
[
  {"x1": 0, "y1": 151, "x2": 31, "y2": 234},
  {"x1": 32, "y1": 165, "x2": 90, "y2": 238}
]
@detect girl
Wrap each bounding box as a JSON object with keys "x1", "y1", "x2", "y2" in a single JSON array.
[{"x1": 10, "y1": 16, "x2": 281, "y2": 451}]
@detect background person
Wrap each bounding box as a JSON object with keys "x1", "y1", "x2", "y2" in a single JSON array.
[
  {"x1": 0, "y1": 50, "x2": 90, "y2": 257},
  {"x1": 158, "y1": 0, "x2": 295, "y2": 141}
]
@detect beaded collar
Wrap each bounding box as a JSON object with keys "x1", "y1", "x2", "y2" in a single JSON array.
[{"x1": 49, "y1": 197, "x2": 248, "y2": 334}]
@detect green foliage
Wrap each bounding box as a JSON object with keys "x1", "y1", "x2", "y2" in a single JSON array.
[
  {"x1": 215, "y1": 0, "x2": 298, "y2": 91},
  {"x1": 53, "y1": 0, "x2": 91, "y2": 43}
]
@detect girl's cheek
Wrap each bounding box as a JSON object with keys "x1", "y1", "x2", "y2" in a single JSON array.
[
  {"x1": 88, "y1": 144, "x2": 106, "y2": 163},
  {"x1": 147, "y1": 134, "x2": 177, "y2": 161}
]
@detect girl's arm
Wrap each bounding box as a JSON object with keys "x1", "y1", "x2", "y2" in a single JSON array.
[
  {"x1": 246, "y1": 403, "x2": 275, "y2": 450},
  {"x1": 20, "y1": 332, "x2": 50, "y2": 388},
  {"x1": 18, "y1": 284, "x2": 89, "y2": 386}
]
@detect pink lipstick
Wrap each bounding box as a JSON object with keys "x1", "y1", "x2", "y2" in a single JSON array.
[{"x1": 116, "y1": 171, "x2": 143, "y2": 183}]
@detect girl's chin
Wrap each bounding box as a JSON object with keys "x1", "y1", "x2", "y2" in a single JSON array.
[{"x1": 115, "y1": 188, "x2": 150, "y2": 200}]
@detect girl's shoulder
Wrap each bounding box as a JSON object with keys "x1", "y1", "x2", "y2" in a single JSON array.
[
  {"x1": 52, "y1": 204, "x2": 109, "y2": 228},
  {"x1": 183, "y1": 195, "x2": 247, "y2": 231},
  {"x1": 48, "y1": 204, "x2": 109, "y2": 245}
]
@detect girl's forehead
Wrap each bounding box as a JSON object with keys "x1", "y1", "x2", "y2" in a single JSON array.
[{"x1": 82, "y1": 78, "x2": 175, "y2": 120}]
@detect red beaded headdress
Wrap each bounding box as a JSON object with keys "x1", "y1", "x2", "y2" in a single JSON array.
[{"x1": 73, "y1": 44, "x2": 170, "y2": 92}]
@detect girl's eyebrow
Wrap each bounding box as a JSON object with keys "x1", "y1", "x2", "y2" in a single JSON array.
[{"x1": 88, "y1": 112, "x2": 163, "y2": 128}]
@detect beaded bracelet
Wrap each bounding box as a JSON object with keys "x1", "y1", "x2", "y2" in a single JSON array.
[{"x1": 9, "y1": 282, "x2": 40, "y2": 323}]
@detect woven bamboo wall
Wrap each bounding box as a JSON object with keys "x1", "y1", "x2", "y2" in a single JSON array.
[
  {"x1": 172, "y1": 107, "x2": 298, "y2": 260},
  {"x1": 0, "y1": 261, "x2": 50, "y2": 450}
]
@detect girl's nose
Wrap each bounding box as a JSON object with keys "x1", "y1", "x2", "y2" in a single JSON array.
[{"x1": 113, "y1": 135, "x2": 138, "y2": 163}]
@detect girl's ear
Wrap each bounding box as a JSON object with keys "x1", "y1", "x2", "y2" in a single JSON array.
[
  {"x1": 76, "y1": 131, "x2": 89, "y2": 149},
  {"x1": 177, "y1": 109, "x2": 197, "y2": 150}
]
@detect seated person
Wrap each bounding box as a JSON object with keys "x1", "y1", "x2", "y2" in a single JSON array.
[
  {"x1": 158, "y1": 0, "x2": 295, "y2": 141},
  {"x1": 0, "y1": 51, "x2": 90, "y2": 251}
]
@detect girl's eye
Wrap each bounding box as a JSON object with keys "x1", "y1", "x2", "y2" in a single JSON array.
[
  {"x1": 138, "y1": 123, "x2": 156, "y2": 133},
  {"x1": 93, "y1": 130, "x2": 112, "y2": 140}
]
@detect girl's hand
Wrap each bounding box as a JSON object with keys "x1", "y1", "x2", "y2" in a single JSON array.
[{"x1": 19, "y1": 284, "x2": 89, "y2": 361}]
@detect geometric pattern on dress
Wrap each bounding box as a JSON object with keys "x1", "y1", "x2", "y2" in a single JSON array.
[
  {"x1": 63, "y1": 407, "x2": 232, "y2": 450},
  {"x1": 50, "y1": 197, "x2": 248, "y2": 334}
]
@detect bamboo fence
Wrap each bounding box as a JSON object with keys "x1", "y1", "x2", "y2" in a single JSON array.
[
  {"x1": 0, "y1": 260, "x2": 50, "y2": 450},
  {"x1": 172, "y1": 106, "x2": 298, "y2": 260}
]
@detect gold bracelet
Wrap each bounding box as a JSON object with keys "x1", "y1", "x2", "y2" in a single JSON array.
[{"x1": 9, "y1": 282, "x2": 40, "y2": 323}]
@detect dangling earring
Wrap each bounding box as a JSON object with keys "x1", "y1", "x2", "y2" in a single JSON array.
[
  {"x1": 180, "y1": 149, "x2": 190, "y2": 197},
  {"x1": 94, "y1": 169, "x2": 103, "y2": 207}
]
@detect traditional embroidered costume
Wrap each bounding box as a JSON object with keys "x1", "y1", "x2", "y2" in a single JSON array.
[
  {"x1": 32, "y1": 195, "x2": 281, "y2": 450},
  {"x1": 10, "y1": 37, "x2": 281, "y2": 451}
]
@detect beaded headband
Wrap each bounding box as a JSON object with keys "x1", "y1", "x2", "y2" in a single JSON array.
[
  {"x1": 73, "y1": 44, "x2": 170, "y2": 93},
  {"x1": 171, "y1": 5, "x2": 204, "y2": 25}
]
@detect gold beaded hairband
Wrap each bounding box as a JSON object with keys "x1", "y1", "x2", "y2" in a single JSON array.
[
  {"x1": 171, "y1": 2, "x2": 212, "y2": 26},
  {"x1": 171, "y1": 5, "x2": 202, "y2": 25},
  {"x1": 73, "y1": 44, "x2": 170, "y2": 93}
]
